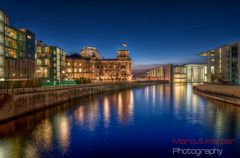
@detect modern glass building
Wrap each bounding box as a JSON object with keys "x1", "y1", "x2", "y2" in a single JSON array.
[
  {"x1": 185, "y1": 64, "x2": 207, "y2": 82},
  {"x1": 172, "y1": 64, "x2": 206, "y2": 83},
  {"x1": 35, "y1": 41, "x2": 66, "y2": 81},
  {"x1": 19, "y1": 28, "x2": 36, "y2": 60},
  {"x1": 198, "y1": 42, "x2": 240, "y2": 84},
  {"x1": 142, "y1": 64, "x2": 206, "y2": 83},
  {"x1": 0, "y1": 9, "x2": 35, "y2": 81}
]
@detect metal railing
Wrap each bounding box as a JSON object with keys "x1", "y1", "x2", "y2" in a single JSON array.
[{"x1": 0, "y1": 80, "x2": 164, "y2": 94}]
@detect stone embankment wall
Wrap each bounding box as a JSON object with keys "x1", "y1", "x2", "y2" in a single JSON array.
[
  {"x1": 193, "y1": 84, "x2": 240, "y2": 105},
  {"x1": 0, "y1": 81, "x2": 162, "y2": 123}
]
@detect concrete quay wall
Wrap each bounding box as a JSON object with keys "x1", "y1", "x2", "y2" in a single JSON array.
[
  {"x1": 0, "y1": 81, "x2": 159, "y2": 123},
  {"x1": 193, "y1": 84, "x2": 240, "y2": 105}
]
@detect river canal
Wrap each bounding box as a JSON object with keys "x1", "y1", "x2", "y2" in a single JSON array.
[{"x1": 0, "y1": 83, "x2": 240, "y2": 157}]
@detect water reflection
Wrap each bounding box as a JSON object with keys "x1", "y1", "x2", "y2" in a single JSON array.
[
  {"x1": 32, "y1": 119, "x2": 53, "y2": 151},
  {"x1": 55, "y1": 113, "x2": 71, "y2": 153},
  {"x1": 103, "y1": 97, "x2": 110, "y2": 128},
  {"x1": 71, "y1": 90, "x2": 135, "y2": 132},
  {"x1": 0, "y1": 84, "x2": 240, "y2": 157}
]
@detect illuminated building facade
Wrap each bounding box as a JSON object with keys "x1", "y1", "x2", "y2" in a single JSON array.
[
  {"x1": 173, "y1": 65, "x2": 186, "y2": 82},
  {"x1": 0, "y1": 9, "x2": 35, "y2": 80},
  {"x1": 142, "y1": 64, "x2": 206, "y2": 83},
  {"x1": 198, "y1": 42, "x2": 240, "y2": 84},
  {"x1": 65, "y1": 54, "x2": 93, "y2": 79},
  {"x1": 92, "y1": 50, "x2": 132, "y2": 81},
  {"x1": 66, "y1": 49, "x2": 132, "y2": 81},
  {"x1": 35, "y1": 41, "x2": 66, "y2": 81},
  {"x1": 173, "y1": 64, "x2": 206, "y2": 83},
  {"x1": 185, "y1": 64, "x2": 207, "y2": 82},
  {"x1": 144, "y1": 64, "x2": 172, "y2": 82}
]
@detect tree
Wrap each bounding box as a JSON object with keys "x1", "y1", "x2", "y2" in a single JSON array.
[
  {"x1": 210, "y1": 73, "x2": 217, "y2": 83},
  {"x1": 217, "y1": 73, "x2": 224, "y2": 84}
]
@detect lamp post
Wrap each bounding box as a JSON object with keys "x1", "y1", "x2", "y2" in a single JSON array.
[
  {"x1": 62, "y1": 70, "x2": 65, "y2": 81},
  {"x1": 66, "y1": 73, "x2": 68, "y2": 80},
  {"x1": 11, "y1": 73, "x2": 15, "y2": 93}
]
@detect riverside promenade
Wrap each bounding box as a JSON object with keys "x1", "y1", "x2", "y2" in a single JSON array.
[
  {"x1": 0, "y1": 81, "x2": 166, "y2": 123},
  {"x1": 193, "y1": 84, "x2": 240, "y2": 106}
]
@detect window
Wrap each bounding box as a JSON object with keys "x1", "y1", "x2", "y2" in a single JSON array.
[
  {"x1": 0, "y1": 22, "x2": 4, "y2": 33},
  {"x1": 45, "y1": 47, "x2": 50, "y2": 52},
  {"x1": 0, "y1": 45, "x2": 3, "y2": 55},
  {"x1": 0, "y1": 56, "x2": 4, "y2": 66},
  {"x1": 0, "y1": 13, "x2": 3, "y2": 21},
  {"x1": 0, "y1": 67, "x2": 4, "y2": 78},
  {"x1": 0, "y1": 34, "x2": 3, "y2": 44}
]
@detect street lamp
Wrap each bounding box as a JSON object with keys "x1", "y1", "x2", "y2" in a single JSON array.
[
  {"x1": 11, "y1": 73, "x2": 15, "y2": 93},
  {"x1": 62, "y1": 70, "x2": 65, "y2": 82}
]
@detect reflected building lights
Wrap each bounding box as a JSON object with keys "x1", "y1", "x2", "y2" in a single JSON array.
[
  {"x1": 41, "y1": 119, "x2": 53, "y2": 150},
  {"x1": 103, "y1": 97, "x2": 110, "y2": 128},
  {"x1": 86, "y1": 100, "x2": 99, "y2": 131},
  {"x1": 191, "y1": 94, "x2": 198, "y2": 113},
  {"x1": 215, "y1": 111, "x2": 224, "y2": 138},
  {"x1": 152, "y1": 86, "x2": 156, "y2": 106},
  {"x1": 173, "y1": 84, "x2": 185, "y2": 108},
  {"x1": 159, "y1": 85, "x2": 164, "y2": 105},
  {"x1": 128, "y1": 90, "x2": 134, "y2": 121},
  {"x1": 23, "y1": 140, "x2": 38, "y2": 158},
  {"x1": 117, "y1": 90, "x2": 135, "y2": 124},
  {"x1": 74, "y1": 105, "x2": 85, "y2": 126},
  {"x1": 59, "y1": 115, "x2": 70, "y2": 152},
  {"x1": 0, "y1": 138, "x2": 22, "y2": 158},
  {"x1": 145, "y1": 87, "x2": 149, "y2": 103},
  {"x1": 117, "y1": 93, "x2": 123, "y2": 122},
  {"x1": 186, "y1": 84, "x2": 192, "y2": 108},
  {"x1": 55, "y1": 114, "x2": 71, "y2": 153},
  {"x1": 164, "y1": 85, "x2": 171, "y2": 106}
]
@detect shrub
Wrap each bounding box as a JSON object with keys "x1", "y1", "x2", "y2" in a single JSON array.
[{"x1": 75, "y1": 78, "x2": 91, "y2": 84}]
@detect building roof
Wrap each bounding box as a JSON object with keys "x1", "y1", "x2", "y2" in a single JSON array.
[
  {"x1": 36, "y1": 40, "x2": 66, "y2": 51},
  {"x1": 197, "y1": 44, "x2": 228, "y2": 56},
  {"x1": 79, "y1": 46, "x2": 102, "y2": 59},
  {"x1": 117, "y1": 49, "x2": 129, "y2": 51},
  {"x1": 66, "y1": 53, "x2": 91, "y2": 60}
]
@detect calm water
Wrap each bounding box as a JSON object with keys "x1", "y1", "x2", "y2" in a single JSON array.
[{"x1": 0, "y1": 83, "x2": 240, "y2": 157}]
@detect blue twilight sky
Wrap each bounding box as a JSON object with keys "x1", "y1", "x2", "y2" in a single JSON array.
[{"x1": 1, "y1": 0, "x2": 240, "y2": 69}]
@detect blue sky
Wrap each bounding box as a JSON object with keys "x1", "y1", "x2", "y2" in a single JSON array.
[{"x1": 1, "y1": 0, "x2": 240, "y2": 68}]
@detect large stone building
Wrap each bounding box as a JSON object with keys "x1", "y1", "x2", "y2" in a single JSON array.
[
  {"x1": 66, "y1": 48, "x2": 132, "y2": 81},
  {"x1": 35, "y1": 41, "x2": 66, "y2": 81},
  {"x1": 0, "y1": 9, "x2": 35, "y2": 81},
  {"x1": 198, "y1": 42, "x2": 240, "y2": 84},
  {"x1": 65, "y1": 54, "x2": 93, "y2": 79}
]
